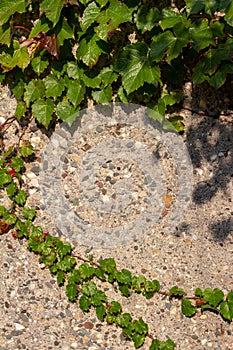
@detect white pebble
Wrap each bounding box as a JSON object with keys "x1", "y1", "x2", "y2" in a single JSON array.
[
  {"x1": 15, "y1": 323, "x2": 25, "y2": 331},
  {"x1": 210, "y1": 154, "x2": 217, "y2": 162},
  {"x1": 71, "y1": 342, "x2": 78, "y2": 349}
]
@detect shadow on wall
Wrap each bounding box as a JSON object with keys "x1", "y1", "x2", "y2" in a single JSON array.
[{"x1": 185, "y1": 81, "x2": 233, "y2": 241}]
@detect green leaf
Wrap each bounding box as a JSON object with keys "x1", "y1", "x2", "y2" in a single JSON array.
[
  {"x1": 119, "y1": 285, "x2": 131, "y2": 297},
  {"x1": 98, "y1": 66, "x2": 118, "y2": 86},
  {"x1": 43, "y1": 75, "x2": 65, "y2": 98},
  {"x1": 66, "y1": 62, "x2": 83, "y2": 80},
  {"x1": 81, "y1": 1, "x2": 100, "y2": 31},
  {"x1": 209, "y1": 62, "x2": 233, "y2": 89},
  {"x1": 83, "y1": 74, "x2": 101, "y2": 88},
  {"x1": 99, "y1": 258, "x2": 116, "y2": 274},
  {"x1": 108, "y1": 301, "x2": 122, "y2": 315},
  {"x1": 0, "y1": 206, "x2": 6, "y2": 216},
  {"x1": 95, "y1": 0, "x2": 108, "y2": 7},
  {"x1": 79, "y1": 263, "x2": 95, "y2": 279},
  {"x1": 0, "y1": 169, "x2": 12, "y2": 188},
  {"x1": 135, "y1": 6, "x2": 160, "y2": 33},
  {"x1": 0, "y1": 0, "x2": 27, "y2": 25},
  {"x1": 92, "y1": 85, "x2": 112, "y2": 103},
  {"x1": 132, "y1": 333, "x2": 146, "y2": 348},
  {"x1": 29, "y1": 19, "x2": 50, "y2": 38},
  {"x1": 166, "y1": 23, "x2": 190, "y2": 63},
  {"x1": 82, "y1": 281, "x2": 97, "y2": 297},
  {"x1": 185, "y1": 0, "x2": 204, "y2": 14},
  {"x1": 227, "y1": 291, "x2": 233, "y2": 303},
  {"x1": 150, "y1": 338, "x2": 176, "y2": 350},
  {"x1": 94, "y1": 267, "x2": 105, "y2": 281},
  {"x1": 12, "y1": 80, "x2": 25, "y2": 100},
  {"x1": 95, "y1": 1, "x2": 132, "y2": 41},
  {"x1": 67, "y1": 79, "x2": 85, "y2": 108},
  {"x1": 19, "y1": 141, "x2": 34, "y2": 157},
  {"x1": 15, "y1": 101, "x2": 26, "y2": 118},
  {"x1": 24, "y1": 79, "x2": 45, "y2": 107},
  {"x1": 145, "y1": 279, "x2": 160, "y2": 293},
  {"x1": 57, "y1": 270, "x2": 65, "y2": 285},
  {"x1": 0, "y1": 44, "x2": 30, "y2": 72},
  {"x1": 56, "y1": 17, "x2": 74, "y2": 46},
  {"x1": 65, "y1": 283, "x2": 78, "y2": 301},
  {"x1": 32, "y1": 98, "x2": 54, "y2": 128},
  {"x1": 181, "y1": 299, "x2": 197, "y2": 317},
  {"x1": 167, "y1": 116, "x2": 185, "y2": 133},
  {"x1": 220, "y1": 301, "x2": 233, "y2": 321},
  {"x1": 0, "y1": 24, "x2": 11, "y2": 46},
  {"x1": 133, "y1": 318, "x2": 148, "y2": 335},
  {"x1": 115, "y1": 42, "x2": 161, "y2": 94},
  {"x1": 31, "y1": 56, "x2": 49, "y2": 75},
  {"x1": 68, "y1": 269, "x2": 81, "y2": 284},
  {"x1": 11, "y1": 156, "x2": 24, "y2": 172},
  {"x1": 40, "y1": 0, "x2": 64, "y2": 26},
  {"x1": 56, "y1": 256, "x2": 76, "y2": 271},
  {"x1": 168, "y1": 286, "x2": 184, "y2": 298},
  {"x1": 203, "y1": 288, "x2": 224, "y2": 307},
  {"x1": 14, "y1": 190, "x2": 27, "y2": 206},
  {"x1": 91, "y1": 290, "x2": 107, "y2": 306},
  {"x1": 132, "y1": 275, "x2": 146, "y2": 293},
  {"x1": 150, "y1": 31, "x2": 175, "y2": 62},
  {"x1": 115, "y1": 313, "x2": 132, "y2": 328},
  {"x1": 96, "y1": 304, "x2": 106, "y2": 320},
  {"x1": 22, "y1": 207, "x2": 36, "y2": 220},
  {"x1": 56, "y1": 100, "x2": 76, "y2": 121},
  {"x1": 225, "y1": 0, "x2": 233, "y2": 26},
  {"x1": 160, "y1": 7, "x2": 189, "y2": 30},
  {"x1": 29, "y1": 225, "x2": 44, "y2": 239},
  {"x1": 76, "y1": 33, "x2": 107, "y2": 67},
  {"x1": 189, "y1": 19, "x2": 215, "y2": 51},
  {"x1": 79, "y1": 295, "x2": 91, "y2": 312},
  {"x1": 6, "y1": 182, "x2": 17, "y2": 197},
  {"x1": 115, "y1": 269, "x2": 132, "y2": 285},
  {"x1": 3, "y1": 211, "x2": 17, "y2": 225},
  {"x1": 56, "y1": 240, "x2": 72, "y2": 258},
  {"x1": 195, "y1": 288, "x2": 203, "y2": 297}
]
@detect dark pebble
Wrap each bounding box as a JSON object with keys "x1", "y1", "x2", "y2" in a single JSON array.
[
  {"x1": 11, "y1": 330, "x2": 22, "y2": 336},
  {"x1": 96, "y1": 126, "x2": 103, "y2": 133},
  {"x1": 102, "y1": 163, "x2": 108, "y2": 168},
  {"x1": 30, "y1": 165, "x2": 40, "y2": 175}
]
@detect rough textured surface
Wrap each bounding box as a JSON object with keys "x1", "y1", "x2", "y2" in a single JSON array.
[{"x1": 0, "y1": 83, "x2": 233, "y2": 350}]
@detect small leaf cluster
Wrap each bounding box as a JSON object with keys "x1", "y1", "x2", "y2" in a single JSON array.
[{"x1": 0, "y1": 0, "x2": 232, "y2": 129}]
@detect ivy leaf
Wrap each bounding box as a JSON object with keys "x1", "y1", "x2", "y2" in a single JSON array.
[
  {"x1": 203, "y1": 288, "x2": 224, "y2": 307},
  {"x1": 81, "y1": 1, "x2": 100, "y2": 31},
  {"x1": 68, "y1": 269, "x2": 81, "y2": 284},
  {"x1": 0, "y1": 44, "x2": 30, "y2": 72},
  {"x1": 79, "y1": 295, "x2": 91, "y2": 312},
  {"x1": 195, "y1": 288, "x2": 203, "y2": 297},
  {"x1": 181, "y1": 299, "x2": 197, "y2": 317},
  {"x1": 15, "y1": 101, "x2": 27, "y2": 118},
  {"x1": 151, "y1": 31, "x2": 176, "y2": 62},
  {"x1": 150, "y1": 339, "x2": 176, "y2": 350},
  {"x1": 92, "y1": 85, "x2": 112, "y2": 103},
  {"x1": 31, "y1": 56, "x2": 49, "y2": 75},
  {"x1": 24, "y1": 79, "x2": 45, "y2": 107},
  {"x1": 56, "y1": 17, "x2": 74, "y2": 46},
  {"x1": 185, "y1": 0, "x2": 205, "y2": 15},
  {"x1": 66, "y1": 62, "x2": 83, "y2": 80},
  {"x1": 227, "y1": 291, "x2": 233, "y2": 303},
  {"x1": 43, "y1": 75, "x2": 65, "y2": 98},
  {"x1": 6, "y1": 182, "x2": 17, "y2": 198},
  {"x1": 57, "y1": 270, "x2": 65, "y2": 285},
  {"x1": 132, "y1": 275, "x2": 146, "y2": 293},
  {"x1": 14, "y1": 190, "x2": 27, "y2": 206},
  {"x1": 83, "y1": 74, "x2": 101, "y2": 88},
  {"x1": 32, "y1": 98, "x2": 54, "y2": 128},
  {"x1": 56, "y1": 240, "x2": 72, "y2": 259},
  {"x1": 115, "y1": 269, "x2": 132, "y2": 285},
  {"x1": 76, "y1": 32, "x2": 107, "y2": 67},
  {"x1": 115, "y1": 42, "x2": 161, "y2": 94},
  {"x1": 67, "y1": 79, "x2": 86, "y2": 108},
  {"x1": 95, "y1": 0, "x2": 108, "y2": 7},
  {"x1": 40, "y1": 0, "x2": 64, "y2": 26},
  {"x1": 22, "y1": 207, "x2": 36, "y2": 220},
  {"x1": 145, "y1": 279, "x2": 160, "y2": 293},
  {"x1": 19, "y1": 141, "x2": 34, "y2": 157},
  {"x1": 209, "y1": 62, "x2": 233, "y2": 89},
  {"x1": 96, "y1": 304, "x2": 106, "y2": 320},
  {"x1": 119, "y1": 285, "x2": 131, "y2": 297},
  {"x1": 98, "y1": 66, "x2": 118, "y2": 86},
  {"x1": 29, "y1": 19, "x2": 50, "y2": 38},
  {"x1": 94, "y1": 267, "x2": 105, "y2": 281},
  {"x1": 0, "y1": 24, "x2": 11, "y2": 46},
  {"x1": 99, "y1": 258, "x2": 116, "y2": 274},
  {"x1": 166, "y1": 23, "x2": 190, "y2": 63},
  {"x1": 133, "y1": 318, "x2": 148, "y2": 335},
  {"x1": 0, "y1": 0, "x2": 27, "y2": 25},
  {"x1": 132, "y1": 333, "x2": 146, "y2": 349},
  {"x1": 12, "y1": 80, "x2": 25, "y2": 100},
  {"x1": 79, "y1": 263, "x2": 95, "y2": 279},
  {"x1": 220, "y1": 301, "x2": 233, "y2": 321},
  {"x1": 115, "y1": 313, "x2": 132, "y2": 328},
  {"x1": 160, "y1": 7, "x2": 189, "y2": 30},
  {"x1": 56, "y1": 100, "x2": 76, "y2": 121},
  {"x1": 189, "y1": 19, "x2": 215, "y2": 51},
  {"x1": 11, "y1": 156, "x2": 24, "y2": 172},
  {"x1": 135, "y1": 6, "x2": 160, "y2": 33},
  {"x1": 108, "y1": 301, "x2": 122, "y2": 315},
  {"x1": 168, "y1": 286, "x2": 184, "y2": 298},
  {"x1": 56, "y1": 256, "x2": 76, "y2": 271},
  {"x1": 82, "y1": 281, "x2": 97, "y2": 297},
  {"x1": 95, "y1": 1, "x2": 132, "y2": 41},
  {"x1": 91, "y1": 290, "x2": 107, "y2": 306},
  {"x1": 65, "y1": 283, "x2": 78, "y2": 301},
  {"x1": 225, "y1": 0, "x2": 233, "y2": 26}
]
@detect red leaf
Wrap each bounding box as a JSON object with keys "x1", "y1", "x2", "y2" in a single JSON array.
[{"x1": 38, "y1": 34, "x2": 60, "y2": 59}]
